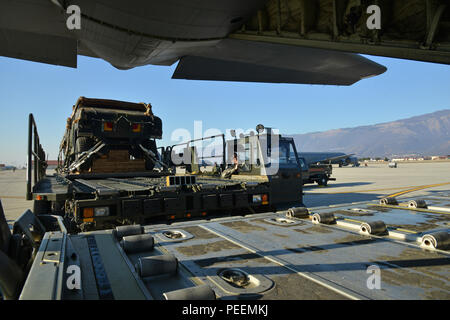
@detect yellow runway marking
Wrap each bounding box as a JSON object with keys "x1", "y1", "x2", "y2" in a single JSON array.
[
  {"x1": 306, "y1": 182, "x2": 450, "y2": 197},
  {"x1": 308, "y1": 186, "x2": 428, "y2": 194},
  {"x1": 386, "y1": 182, "x2": 450, "y2": 198}
]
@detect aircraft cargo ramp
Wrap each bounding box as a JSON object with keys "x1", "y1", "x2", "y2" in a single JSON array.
[{"x1": 19, "y1": 191, "x2": 450, "y2": 300}]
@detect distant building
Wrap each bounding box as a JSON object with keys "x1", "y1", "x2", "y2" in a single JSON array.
[
  {"x1": 31, "y1": 160, "x2": 59, "y2": 169},
  {"x1": 390, "y1": 156, "x2": 450, "y2": 161},
  {"x1": 431, "y1": 156, "x2": 448, "y2": 160},
  {"x1": 46, "y1": 160, "x2": 59, "y2": 170}
]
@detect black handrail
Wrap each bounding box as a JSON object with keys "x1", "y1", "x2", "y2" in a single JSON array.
[
  {"x1": 170, "y1": 134, "x2": 226, "y2": 170},
  {"x1": 26, "y1": 114, "x2": 46, "y2": 200}
]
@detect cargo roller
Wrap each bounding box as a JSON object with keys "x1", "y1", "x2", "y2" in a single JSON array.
[
  {"x1": 312, "y1": 212, "x2": 336, "y2": 225},
  {"x1": 360, "y1": 221, "x2": 387, "y2": 235},
  {"x1": 136, "y1": 255, "x2": 178, "y2": 278},
  {"x1": 421, "y1": 232, "x2": 450, "y2": 250}
]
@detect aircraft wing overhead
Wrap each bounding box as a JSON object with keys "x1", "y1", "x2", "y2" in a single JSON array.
[
  {"x1": 0, "y1": 0, "x2": 387, "y2": 85},
  {"x1": 0, "y1": 1, "x2": 79, "y2": 67},
  {"x1": 172, "y1": 39, "x2": 387, "y2": 85}
]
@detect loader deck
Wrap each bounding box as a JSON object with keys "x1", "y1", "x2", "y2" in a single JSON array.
[
  {"x1": 31, "y1": 173, "x2": 282, "y2": 230},
  {"x1": 19, "y1": 190, "x2": 450, "y2": 300}
]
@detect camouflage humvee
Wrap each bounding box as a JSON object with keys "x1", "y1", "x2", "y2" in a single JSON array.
[{"x1": 59, "y1": 97, "x2": 162, "y2": 173}]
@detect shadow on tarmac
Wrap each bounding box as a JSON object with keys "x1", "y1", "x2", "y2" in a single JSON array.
[
  {"x1": 303, "y1": 182, "x2": 373, "y2": 190},
  {"x1": 304, "y1": 192, "x2": 382, "y2": 207}
]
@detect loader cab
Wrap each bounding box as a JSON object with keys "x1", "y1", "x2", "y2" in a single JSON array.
[
  {"x1": 228, "y1": 125, "x2": 302, "y2": 176},
  {"x1": 228, "y1": 125, "x2": 303, "y2": 208},
  {"x1": 298, "y1": 157, "x2": 309, "y2": 171}
]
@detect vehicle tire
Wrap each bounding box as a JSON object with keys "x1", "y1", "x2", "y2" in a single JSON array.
[
  {"x1": 317, "y1": 176, "x2": 328, "y2": 186},
  {"x1": 33, "y1": 200, "x2": 51, "y2": 215}
]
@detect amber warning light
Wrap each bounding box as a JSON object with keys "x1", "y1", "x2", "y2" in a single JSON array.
[
  {"x1": 103, "y1": 121, "x2": 114, "y2": 132},
  {"x1": 132, "y1": 123, "x2": 141, "y2": 132}
]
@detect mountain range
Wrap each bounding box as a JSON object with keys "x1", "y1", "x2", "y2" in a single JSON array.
[{"x1": 290, "y1": 109, "x2": 450, "y2": 158}]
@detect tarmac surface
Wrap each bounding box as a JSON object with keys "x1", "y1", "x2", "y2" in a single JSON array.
[
  {"x1": 1, "y1": 162, "x2": 449, "y2": 226},
  {"x1": 0, "y1": 169, "x2": 32, "y2": 227},
  {"x1": 303, "y1": 162, "x2": 450, "y2": 207}
]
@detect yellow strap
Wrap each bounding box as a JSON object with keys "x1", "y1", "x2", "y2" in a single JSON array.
[{"x1": 140, "y1": 103, "x2": 154, "y2": 116}]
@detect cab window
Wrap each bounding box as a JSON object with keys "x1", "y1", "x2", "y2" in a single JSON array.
[
  {"x1": 271, "y1": 140, "x2": 299, "y2": 168},
  {"x1": 299, "y1": 158, "x2": 306, "y2": 170}
]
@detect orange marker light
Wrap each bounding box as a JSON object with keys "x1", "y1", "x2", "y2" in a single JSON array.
[
  {"x1": 132, "y1": 123, "x2": 141, "y2": 132},
  {"x1": 36, "y1": 195, "x2": 43, "y2": 201},
  {"x1": 201, "y1": 212, "x2": 207, "y2": 216},
  {"x1": 83, "y1": 208, "x2": 94, "y2": 218},
  {"x1": 186, "y1": 213, "x2": 191, "y2": 218},
  {"x1": 103, "y1": 121, "x2": 113, "y2": 132},
  {"x1": 262, "y1": 194, "x2": 269, "y2": 205},
  {"x1": 169, "y1": 215, "x2": 175, "y2": 220}
]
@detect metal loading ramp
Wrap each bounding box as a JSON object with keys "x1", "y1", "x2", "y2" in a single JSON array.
[{"x1": 20, "y1": 191, "x2": 450, "y2": 300}]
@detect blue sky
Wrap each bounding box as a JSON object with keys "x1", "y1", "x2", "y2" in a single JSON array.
[{"x1": 0, "y1": 54, "x2": 449, "y2": 166}]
